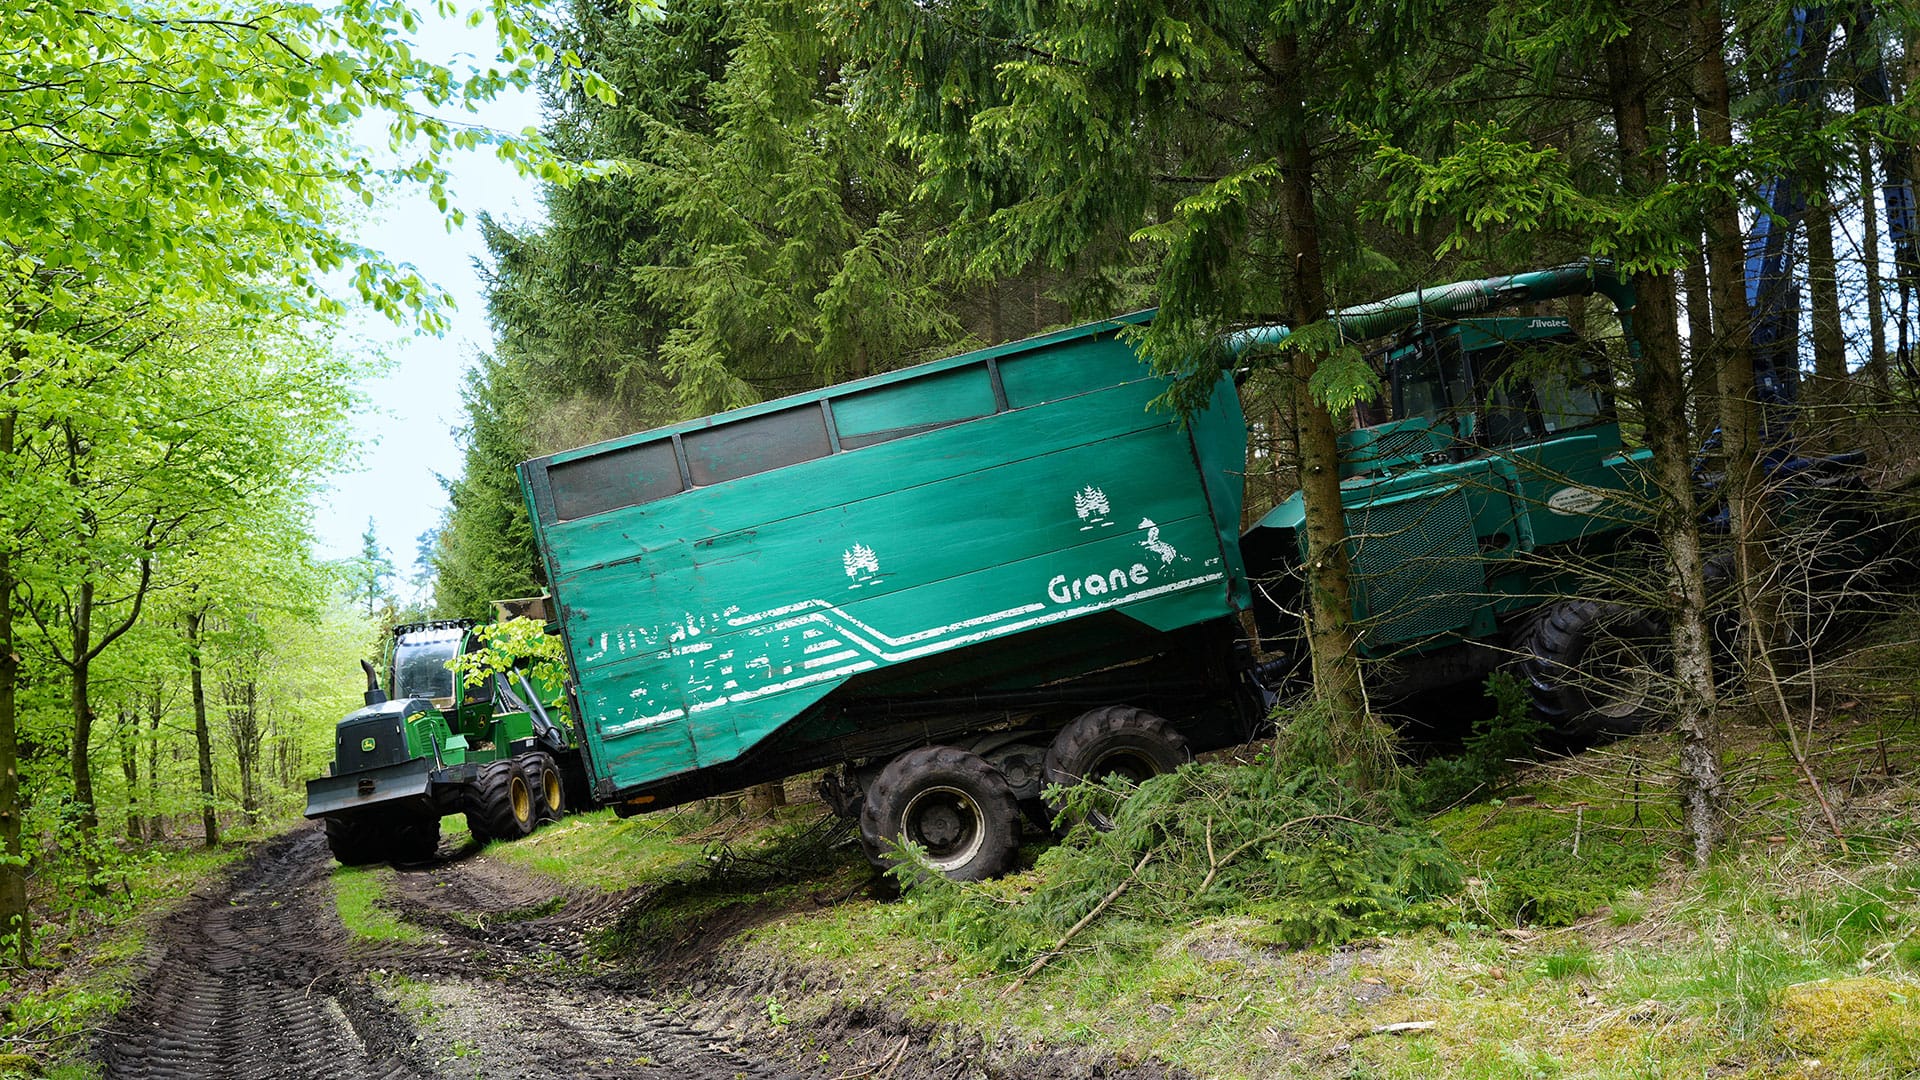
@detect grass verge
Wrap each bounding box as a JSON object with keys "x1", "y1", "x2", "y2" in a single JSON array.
[
  {"x1": 430, "y1": 611, "x2": 1920, "y2": 1077},
  {"x1": 331, "y1": 865, "x2": 426, "y2": 944},
  {"x1": 0, "y1": 842, "x2": 247, "y2": 1080}
]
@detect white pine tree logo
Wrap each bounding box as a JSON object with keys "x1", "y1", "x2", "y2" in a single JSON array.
[
  {"x1": 1074, "y1": 486, "x2": 1112, "y2": 529},
  {"x1": 843, "y1": 543, "x2": 880, "y2": 582}
]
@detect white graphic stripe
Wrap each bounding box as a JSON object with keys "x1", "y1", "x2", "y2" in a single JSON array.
[
  {"x1": 731, "y1": 598, "x2": 1047, "y2": 646},
  {"x1": 596, "y1": 573, "x2": 1224, "y2": 737},
  {"x1": 602, "y1": 660, "x2": 879, "y2": 736}
]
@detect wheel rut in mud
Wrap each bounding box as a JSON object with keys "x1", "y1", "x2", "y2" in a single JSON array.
[
  {"x1": 100, "y1": 829, "x2": 422, "y2": 1080},
  {"x1": 99, "y1": 826, "x2": 807, "y2": 1080}
]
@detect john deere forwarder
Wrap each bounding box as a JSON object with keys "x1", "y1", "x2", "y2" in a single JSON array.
[{"x1": 304, "y1": 608, "x2": 580, "y2": 864}]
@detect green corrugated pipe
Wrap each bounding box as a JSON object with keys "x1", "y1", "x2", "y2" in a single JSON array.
[{"x1": 1223, "y1": 258, "x2": 1636, "y2": 355}]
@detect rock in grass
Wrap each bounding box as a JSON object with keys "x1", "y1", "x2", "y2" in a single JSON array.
[
  {"x1": 0, "y1": 1052, "x2": 41, "y2": 1077},
  {"x1": 1773, "y1": 977, "x2": 1920, "y2": 1053}
]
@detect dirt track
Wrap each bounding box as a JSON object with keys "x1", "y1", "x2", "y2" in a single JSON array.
[{"x1": 98, "y1": 827, "x2": 810, "y2": 1080}]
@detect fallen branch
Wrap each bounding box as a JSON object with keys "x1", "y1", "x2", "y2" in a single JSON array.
[
  {"x1": 1003, "y1": 848, "x2": 1155, "y2": 997},
  {"x1": 828, "y1": 1034, "x2": 910, "y2": 1080},
  {"x1": 1195, "y1": 831, "x2": 1275, "y2": 896},
  {"x1": 1357, "y1": 1021, "x2": 1435, "y2": 1039},
  {"x1": 1764, "y1": 654, "x2": 1850, "y2": 853}
]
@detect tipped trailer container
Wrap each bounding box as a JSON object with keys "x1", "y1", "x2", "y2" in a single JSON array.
[{"x1": 519, "y1": 313, "x2": 1272, "y2": 878}]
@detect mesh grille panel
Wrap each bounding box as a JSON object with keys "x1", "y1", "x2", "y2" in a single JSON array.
[{"x1": 1346, "y1": 489, "x2": 1484, "y2": 643}]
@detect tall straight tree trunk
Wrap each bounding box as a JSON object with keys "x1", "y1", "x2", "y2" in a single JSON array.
[
  {"x1": 1695, "y1": 0, "x2": 1786, "y2": 726},
  {"x1": 145, "y1": 686, "x2": 165, "y2": 841},
  {"x1": 0, "y1": 365, "x2": 27, "y2": 963},
  {"x1": 118, "y1": 707, "x2": 141, "y2": 843},
  {"x1": 186, "y1": 610, "x2": 219, "y2": 847},
  {"x1": 1807, "y1": 196, "x2": 1847, "y2": 404},
  {"x1": 238, "y1": 679, "x2": 260, "y2": 824},
  {"x1": 69, "y1": 579, "x2": 99, "y2": 837},
  {"x1": 1272, "y1": 29, "x2": 1376, "y2": 780},
  {"x1": 1860, "y1": 138, "x2": 1891, "y2": 397},
  {"x1": 1618, "y1": 13, "x2": 1723, "y2": 864},
  {"x1": 1684, "y1": 230, "x2": 1718, "y2": 436}
]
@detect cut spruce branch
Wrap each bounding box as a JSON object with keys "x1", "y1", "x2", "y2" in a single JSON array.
[{"x1": 1003, "y1": 849, "x2": 1155, "y2": 996}]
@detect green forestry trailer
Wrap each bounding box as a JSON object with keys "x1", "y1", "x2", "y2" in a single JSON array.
[
  {"x1": 515, "y1": 261, "x2": 1671, "y2": 880},
  {"x1": 304, "y1": 611, "x2": 581, "y2": 864}
]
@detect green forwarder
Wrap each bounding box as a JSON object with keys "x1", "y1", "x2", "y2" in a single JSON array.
[{"x1": 304, "y1": 609, "x2": 582, "y2": 864}]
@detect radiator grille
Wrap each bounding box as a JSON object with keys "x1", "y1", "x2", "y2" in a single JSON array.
[{"x1": 1346, "y1": 488, "x2": 1484, "y2": 644}]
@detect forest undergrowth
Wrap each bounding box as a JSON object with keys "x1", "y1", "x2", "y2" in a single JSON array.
[{"x1": 565, "y1": 610, "x2": 1920, "y2": 1078}]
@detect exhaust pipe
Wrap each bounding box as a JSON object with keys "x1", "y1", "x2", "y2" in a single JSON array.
[{"x1": 360, "y1": 659, "x2": 388, "y2": 706}]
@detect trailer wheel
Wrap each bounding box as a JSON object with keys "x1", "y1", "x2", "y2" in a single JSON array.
[
  {"x1": 323, "y1": 817, "x2": 387, "y2": 866},
  {"x1": 1518, "y1": 599, "x2": 1666, "y2": 738},
  {"x1": 388, "y1": 812, "x2": 442, "y2": 863},
  {"x1": 1043, "y1": 705, "x2": 1189, "y2": 830},
  {"x1": 525, "y1": 752, "x2": 565, "y2": 823},
  {"x1": 473, "y1": 759, "x2": 536, "y2": 843},
  {"x1": 859, "y1": 746, "x2": 1020, "y2": 882}
]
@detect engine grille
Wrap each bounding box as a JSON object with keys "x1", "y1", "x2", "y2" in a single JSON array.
[
  {"x1": 335, "y1": 713, "x2": 413, "y2": 772},
  {"x1": 1346, "y1": 487, "x2": 1484, "y2": 644}
]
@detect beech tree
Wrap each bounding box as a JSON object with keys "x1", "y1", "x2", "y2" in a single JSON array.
[{"x1": 0, "y1": 0, "x2": 574, "y2": 959}]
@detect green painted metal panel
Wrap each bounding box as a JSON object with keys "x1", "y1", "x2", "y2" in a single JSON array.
[
  {"x1": 523, "y1": 317, "x2": 1247, "y2": 797},
  {"x1": 833, "y1": 363, "x2": 997, "y2": 445}
]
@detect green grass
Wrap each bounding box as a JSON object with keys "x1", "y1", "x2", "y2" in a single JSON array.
[
  {"x1": 370, "y1": 970, "x2": 439, "y2": 1025},
  {"x1": 483, "y1": 807, "x2": 712, "y2": 891},
  {"x1": 331, "y1": 865, "x2": 425, "y2": 944},
  {"x1": 283, "y1": 606, "x2": 1920, "y2": 1078}
]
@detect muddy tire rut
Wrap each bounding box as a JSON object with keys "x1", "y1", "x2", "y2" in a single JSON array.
[{"x1": 100, "y1": 826, "x2": 809, "y2": 1080}]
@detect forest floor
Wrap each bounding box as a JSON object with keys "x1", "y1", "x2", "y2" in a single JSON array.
[{"x1": 6, "y1": 607, "x2": 1920, "y2": 1079}]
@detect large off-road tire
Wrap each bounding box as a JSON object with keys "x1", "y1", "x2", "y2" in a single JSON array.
[
  {"x1": 859, "y1": 746, "x2": 1021, "y2": 882},
  {"x1": 463, "y1": 808, "x2": 492, "y2": 845},
  {"x1": 523, "y1": 751, "x2": 565, "y2": 824},
  {"x1": 473, "y1": 759, "x2": 536, "y2": 843},
  {"x1": 1042, "y1": 705, "x2": 1189, "y2": 830},
  {"x1": 388, "y1": 811, "x2": 442, "y2": 863},
  {"x1": 1517, "y1": 599, "x2": 1666, "y2": 738},
  {"x1": 323, "y1": 816, "x2": 387, "y2": 866}
]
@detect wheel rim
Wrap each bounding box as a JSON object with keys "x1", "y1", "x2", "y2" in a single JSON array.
[
  {"x1": 509, "y1": 774, "x2": 532, "y2": 825},
  {"x1": 1083, "y1": 747, "x2": 1161, "y2": 785},
  {"x1": 899, "y1": 785, "x2": 986, "y2": 872},
  {"x1": 541, "y1": 768, "x2": 563, "y2": 813}
]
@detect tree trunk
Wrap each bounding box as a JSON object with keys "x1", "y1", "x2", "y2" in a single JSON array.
[
  {"x1": 1807, "y1": 195, "x2": 1847, "y2": 407},
  {"x1": 1694, "y1": 0, "x2": 1789, "y2": 726},
  {"x1": 119, "y1": 707, "x2": 141, "y2": 843},
  {"x1": 186, "y1": 610, "x2": 219, "y2": 847},
  {"x1": 1272, "y1": 29, "x2": 1377, "y2": 781},
  {"x1": 1683, "y1": 225, "x2": 1717, "y2": 436},
  {"x1": 1860, "y1": 137, "x2": 1891, "y2": 398},
  {"x1": 744, "y1": 781, "x2": 785, "y2": 814},
  {"x1": 1624, "y1": 10, "x2": 1723, "y2": 864},
  {"x1": 238, "y1": 680, "x2": 260, "y2": 824},
  {"x1": 0, "y1": 376, "x2": 28, "y2": 963},
  {"x1": 69, "y1": 579, "x2": 99, "y2": 839},
  {"x1": 145, "y1": 685, "x2": 165, "y2": 841}
]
